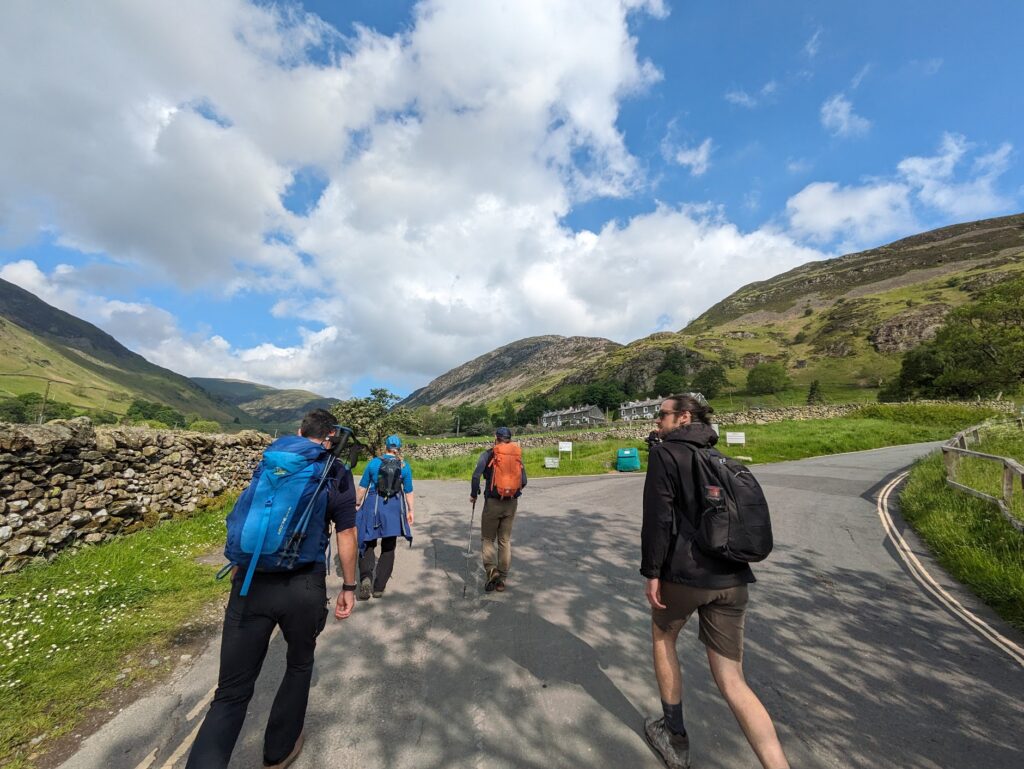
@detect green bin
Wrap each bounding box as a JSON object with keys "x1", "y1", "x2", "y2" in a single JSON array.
[{"x1": 616, "y1": 447, "x2": 641, "y2": 472}]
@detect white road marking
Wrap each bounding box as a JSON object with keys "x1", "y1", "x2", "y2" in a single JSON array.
[
  {"x1": 877, "y1": 472, "x2": 1024, "y2": 667},
  {"x1": 132, "y1": 748, "x2": 158, "y2": 769}
]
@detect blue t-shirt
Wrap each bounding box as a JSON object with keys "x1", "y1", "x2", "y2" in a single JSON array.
[{"x1": 359, "y1": 455, "x2": 414, "y2": 494}]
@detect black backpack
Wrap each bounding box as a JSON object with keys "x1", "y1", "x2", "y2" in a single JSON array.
[
  {"x1": 689, "y1": 447, "x2": 773, "y2": 563},
  {"x1": 375, "y1": 455, "x2": 404, "y2": 500}
]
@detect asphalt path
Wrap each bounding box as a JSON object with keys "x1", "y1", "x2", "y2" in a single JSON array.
[{"x1": 57, "y1": 442, "x2": 1024, "y2": 769}]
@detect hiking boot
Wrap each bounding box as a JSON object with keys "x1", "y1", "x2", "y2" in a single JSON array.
[
  {"x1": 494, "y1": 579, "x2": 506, "y2": 592},
  {"x1": 372, "y1": 588, "x2": 384, "y2": 598},
  {"x1": 644, "y1": 716, "x2": 690, "y2": 769},
  {"x1": 263, "y1": 731, "x2": 304, "y2": 768},
  {"x1": 357, "y1": 577, "x2": 372, "y2": 601},
  {"x1": 485, "y1": 576, "x2": 499, "y2": 592}
]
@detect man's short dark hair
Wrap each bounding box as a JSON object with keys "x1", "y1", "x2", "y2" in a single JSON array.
[{"x1": 300, "y1": 409, "x2": 336, "y2": 440}]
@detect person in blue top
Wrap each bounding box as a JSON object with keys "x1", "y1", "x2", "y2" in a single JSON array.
[{"x1": 354, "y1": 434, "x2": 414, "y2": 600}]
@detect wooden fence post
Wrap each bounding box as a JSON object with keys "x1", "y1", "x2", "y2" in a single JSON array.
[{"x1": 943, "y1": 448, "x2": 958, "y2": 482}]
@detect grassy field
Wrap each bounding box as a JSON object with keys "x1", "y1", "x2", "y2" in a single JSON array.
[
  {"x1": 899, "y1": 427, "x2": 1024, "y2": 631},
  {"x1": 0, "y1": 497, "x2": 234, "y2": 768},
  {"x1": 412, "y1": 404, "x2": 1002, "y2": 478}
]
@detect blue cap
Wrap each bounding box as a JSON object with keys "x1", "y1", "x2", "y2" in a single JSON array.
[
  {"x1": 495, "y1": 426, "x2": 512, "y2": 440},
  {"x1": 385, "y1": 434, "x2": 402, "y2": 449}
]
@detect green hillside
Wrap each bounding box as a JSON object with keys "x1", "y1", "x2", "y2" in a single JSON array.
[
  {"x1": 0, "y1": 279, "x2": 253, "y2": 425},
  {"x1": 402, "y1": 212, "x2": 1024, "y2": 412},
  {"x1": 192, "y1": 377, "x2": 338, "y2": 425}
]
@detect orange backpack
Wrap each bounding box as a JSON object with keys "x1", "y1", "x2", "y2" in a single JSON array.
[{"x1": 488, "y1": 443, "x2": 523, "y2": 498}]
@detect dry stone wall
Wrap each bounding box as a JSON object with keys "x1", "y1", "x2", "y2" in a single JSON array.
[{"x1": 0, "y1": 418, "x2": 269, "y2": 573}]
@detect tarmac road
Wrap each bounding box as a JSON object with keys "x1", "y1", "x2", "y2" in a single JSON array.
[{"x1": 57, "y1": 442, "x2": 1024, "y2": 769}]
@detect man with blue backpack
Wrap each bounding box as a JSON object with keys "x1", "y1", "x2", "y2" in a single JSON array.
[
  {"x1": 186, "y1": 409, "x2": 360, "y2": 769},
  {"x1": 354, "y1": 434, "x2": 414, "y2": 600}
]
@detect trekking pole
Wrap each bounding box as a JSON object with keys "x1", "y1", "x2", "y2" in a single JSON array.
[{"x1": 465, "y1": 498, "x2": 477, "y2": 556}]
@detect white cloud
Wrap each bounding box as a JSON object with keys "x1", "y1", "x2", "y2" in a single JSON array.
[
  {"x1": 673, "y1": 138, "x2": 713, "y2": 176},
  {"x1": 724, "y1": 80, "x2": 778, "y2": 109},
  {"x1": 786, "y1": 181, "x2": 915, "y2": 248},
  {"x1": 785, "y1": 132, "x2": 1017, "y2": 250},
  {"x1": 804, "y1": 28, "x2": 822, "y2": 58},
  {"x1": 820, "y1": 93, "x2": 870, "y2": 137},
  {"x1": 850, "y1": 64, "x2": 871, "y2": 90},
  {"x1": 787, "y1": 158, "x2": 813, "y2": 175},
  {"x1": 897, "y1": 133, "x2": 1015, "y2": 218},
  {"x1": 724, "y1": 89, "x2": 757, "y2": 108}
]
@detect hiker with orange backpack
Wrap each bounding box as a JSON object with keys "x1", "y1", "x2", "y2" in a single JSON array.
[{"x1": 469, "y1": 426, "x2": 527, "y2": 593}]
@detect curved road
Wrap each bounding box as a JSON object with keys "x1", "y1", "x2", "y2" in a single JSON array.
[{"x1": 58, "y1": 442, "x2": 1024, "y2": 769}]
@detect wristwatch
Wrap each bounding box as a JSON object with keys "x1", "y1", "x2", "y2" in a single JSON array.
[{"x1": 341, "y1": 583, "x2": 358, "y2": 592}]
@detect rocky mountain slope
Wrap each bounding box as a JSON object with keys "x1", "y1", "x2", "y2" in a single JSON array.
[
  {"x1": 400, "y1": 335, "x2": 622, "y2": 407},
  {"x1": 404, "y1": 213, "x2": 1024, "y2": 407},
  {"x1": 0, "y1": 278, "x2": 252, "y2": 425},
  {"x1": 192, "y1": 378, "x2": 338, "y2": 424}
]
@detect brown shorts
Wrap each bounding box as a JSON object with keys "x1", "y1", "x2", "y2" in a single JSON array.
[{"x1": 652, "y1": 582, "x2": 749, "y2": 662}]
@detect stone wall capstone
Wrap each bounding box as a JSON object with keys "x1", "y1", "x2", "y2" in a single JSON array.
[{"x1": 0, "y1": 418, "x2": 269, "y2": 573}]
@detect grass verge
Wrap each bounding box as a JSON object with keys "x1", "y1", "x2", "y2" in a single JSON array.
[
  {"x1": 0, "y1": 496, "x2": 235, "y2": 767},
  {"x1": 413, "y1": 404, "x2": 1000, "y2": 479},
  {"x1": 899, "y1": 446, "x2": 1024, "y2": 632}
]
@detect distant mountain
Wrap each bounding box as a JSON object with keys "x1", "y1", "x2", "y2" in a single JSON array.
[
  {"x1": 402, "y1": 213, "x2": 1024, "y2": 407},
  {"x1": 192, "y1": 378, "x2": 338, "y2": 425},
  {"x1": 0, "y1": 278, "x2": 253, "y2": 426},
  {"x1": 399, "y1": 335, "x2": 622, "y2": 407}
]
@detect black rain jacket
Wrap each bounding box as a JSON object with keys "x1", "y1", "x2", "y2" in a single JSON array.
[{"x1": 640, "y1": 423, "x2": 754, "y2": 588}]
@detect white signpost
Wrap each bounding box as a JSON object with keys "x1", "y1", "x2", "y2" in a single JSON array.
[
  {"x1": 544, "y1": 457, "x2": 560, "y2": 469},
  {"x1": 558, "y1": 441, "x2": 573, "y2": 461},
  {"x1": 725, "y1": 431, "x2": 746, "y2": 446}
]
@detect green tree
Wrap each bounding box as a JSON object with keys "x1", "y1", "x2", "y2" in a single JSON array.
[
  {"x1": 412, "y1": 405, "x2": 455, "y2": 435},
  {"x1": 806, "y1": 380, "x2": 825, "y2": 405},
  {"x1": 885, "y1": 278, "x2": 1024, "y2": 399},
  {"x1": 188, "y1": 419, "x2": 221, "y2": 433},
  {"x1": 454, "y1": 402, "x2": 489, "y2": 432},
  {"x1": 517, "y1": 393, "x2": 550, "y2": 426},
  {"x1": 691, "y1": 364, "x2": 729, "y2": 400},
  {"x1": 660, "y1": 347, "x2": 688, "y2": 375},
  {"x1": 652, "y1": 370, "x2": 685, "y2": 397},
  {"x1": 126, "y1": 399, "x2": 184, "y2": 427},
  {"x1": 583, "y1": 379, "x2": 627, "y2": 412},
  {"x1": 0, "y1": 398, "x2": 28, "y2": 423},
  {"x1": 331, "y1": 388, "x2": 420, "y2": 453},
  {"x1": 746, "y1": 362, "x2": 790, "y2": 395},
  {"x1": 490, "y1": 399, "x2": 517, "y2": 428}
]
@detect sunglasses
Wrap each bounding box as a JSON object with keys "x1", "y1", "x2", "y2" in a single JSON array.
[{"x1": 655, "y1": 410, "x2": 678, "y2": 419}]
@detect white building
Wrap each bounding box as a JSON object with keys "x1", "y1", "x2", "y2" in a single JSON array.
[
  {"x1": 540, "y1": 404, "x2": 606, "y2": 428},
  {"x1": 618, "y1": 397, "x2": 664, "y2": 421},
  {"x1": 619, "y1": 392, "x2": 707, "y2": 421}
]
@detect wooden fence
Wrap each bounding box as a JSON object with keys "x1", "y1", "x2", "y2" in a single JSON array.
[{"x1": 941, "y1": 417, "x2": 1024, "y2": 533}]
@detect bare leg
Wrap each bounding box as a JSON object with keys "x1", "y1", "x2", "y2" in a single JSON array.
[
  {"x1": 652, "y1": 620, "x2": 683, "y2": 703},
  {"x1": 706, "y1": 646, "x2": 789, "y2": 769}
]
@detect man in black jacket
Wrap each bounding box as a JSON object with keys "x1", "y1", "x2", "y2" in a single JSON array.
[{"x1": 640, "y1": 395, "x2": 789, "y2": 769}]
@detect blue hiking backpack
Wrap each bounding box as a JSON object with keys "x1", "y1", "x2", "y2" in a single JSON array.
[{"x1": 223, "y1": 435, "x2": 333, "y2": 596}]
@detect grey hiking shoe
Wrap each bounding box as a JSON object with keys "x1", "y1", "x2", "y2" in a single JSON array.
[
  {"x1": 357, "y1": 577, "x2": 372, "y2": 601},
  {"x1": 644, "y1": 716, "x2": 690, "y2": 769}
]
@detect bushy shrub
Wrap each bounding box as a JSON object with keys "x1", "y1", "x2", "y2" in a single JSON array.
[
  {"x1": 188, "y1": 420, "x2": 220, "y2": 433},
  {"x1": 746, "y1": 362, "x2": 790, "y2": 395}
]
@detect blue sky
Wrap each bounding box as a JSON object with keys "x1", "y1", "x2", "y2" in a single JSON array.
[{"x1": 0, "y1": 0, "x2": 1020, "y2": 398}]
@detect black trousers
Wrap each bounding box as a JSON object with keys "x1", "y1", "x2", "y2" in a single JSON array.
[
  {"x1": 185, "y1": 567, "x2": 328, "y2": 769},
  {"x1": 359, "y1": 536, "x2": 398, "y2": 592}
]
